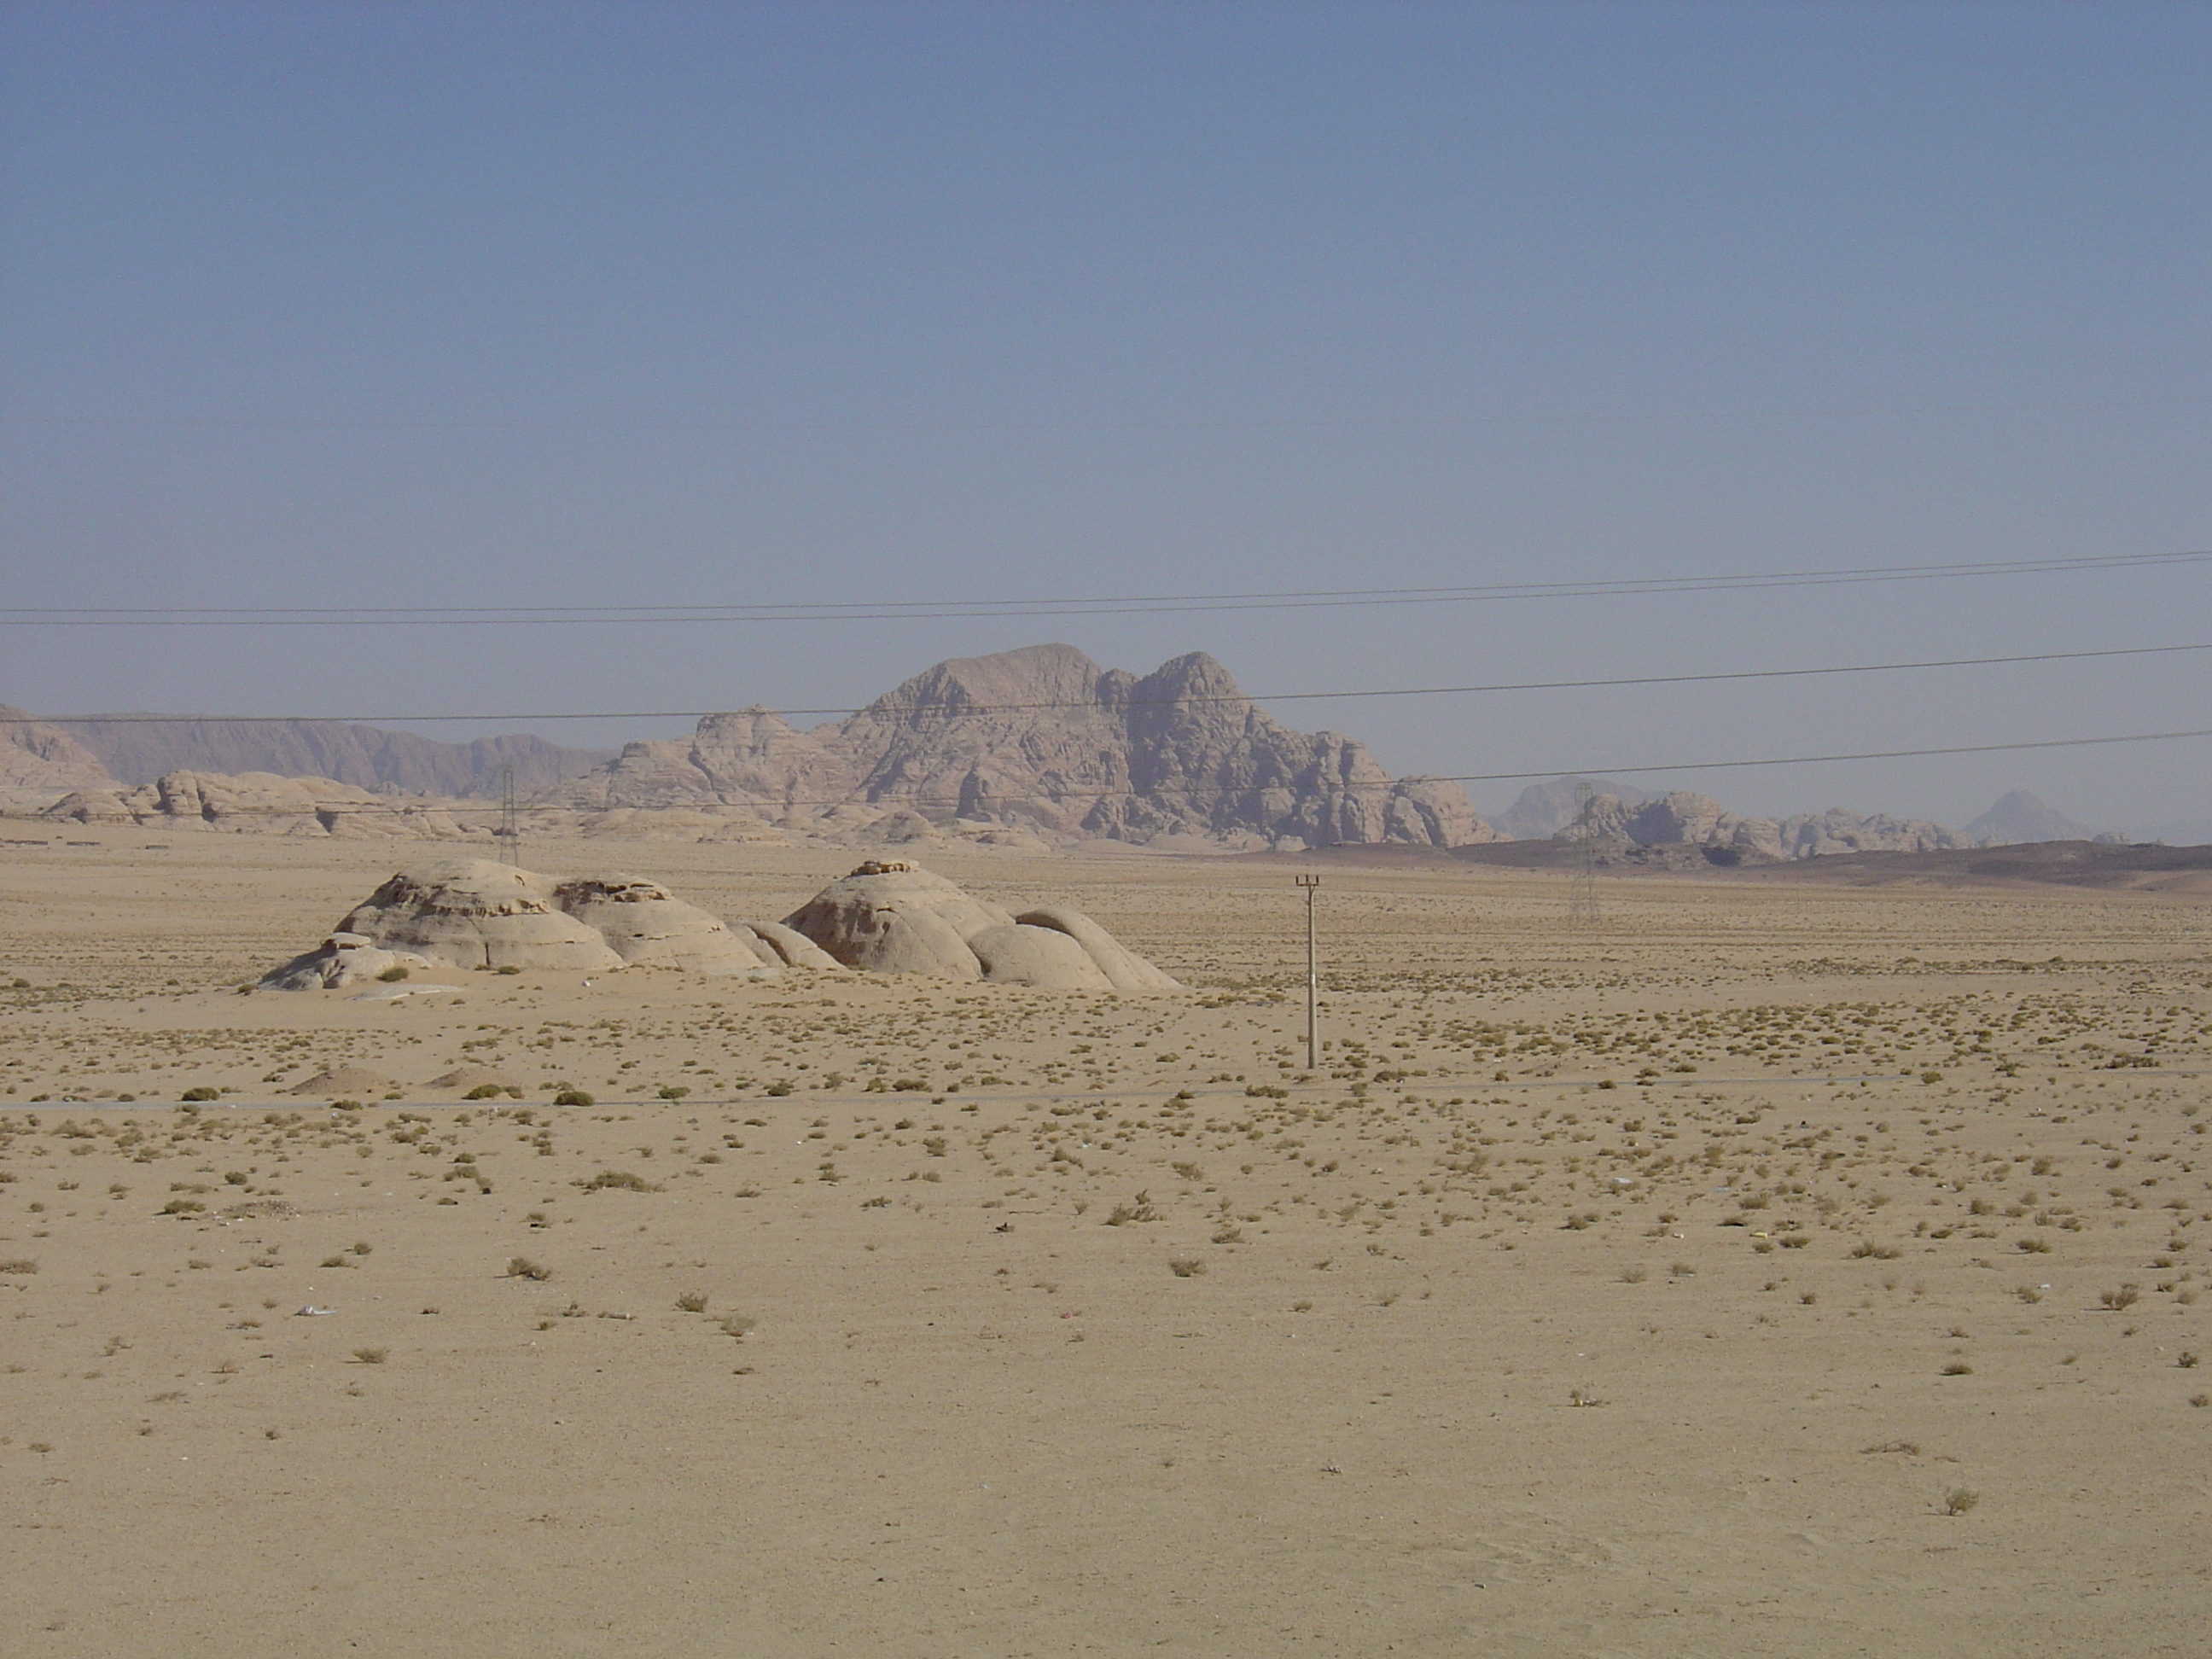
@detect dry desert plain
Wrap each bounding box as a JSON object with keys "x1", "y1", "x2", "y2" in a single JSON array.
[{"x1": 0, "y1": 830, "x2": 2209, "y2": 1657}]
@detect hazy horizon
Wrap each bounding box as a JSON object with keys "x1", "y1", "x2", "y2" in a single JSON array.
[{"x1": 4, "y1": 3, "x2": 2208, "y2": 833}]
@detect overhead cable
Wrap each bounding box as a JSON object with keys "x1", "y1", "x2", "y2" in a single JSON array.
[
  {"x1": 9, "y1": 638, "x2": 2208, "y2": 727},
  {"x1": 4, "y1": 550, "x2": 2204, "y2": 627}
]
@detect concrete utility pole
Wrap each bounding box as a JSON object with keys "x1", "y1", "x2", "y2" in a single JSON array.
[{"x1": 1296, "y1": 873, "x2": 1321, "y2": 1070}]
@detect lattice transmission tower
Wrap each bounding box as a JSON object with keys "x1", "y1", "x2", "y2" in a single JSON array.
[
  {"x1": 493, "y1": 765, "x2": 523, "y2": 866},
  {"x1": 1567, "y1": 779, "x2": 1602, "y2": 929}
]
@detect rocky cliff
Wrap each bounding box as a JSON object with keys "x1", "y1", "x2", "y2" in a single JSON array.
[{"x1": 572, "y1": 643, "x2": 1499, "y2": 850}]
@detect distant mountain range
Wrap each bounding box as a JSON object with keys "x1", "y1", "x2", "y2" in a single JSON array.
[
  {"x1": 53, "y1": 714, "x2": 609, "y2": 798},
  {"x1": 1, "y1": 652, "x2": 2166, "y2": 853}
]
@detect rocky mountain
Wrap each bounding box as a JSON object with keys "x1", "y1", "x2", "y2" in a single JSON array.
[
  {"x1": 1965, "y1": 789, "x2": 2101, "y2": 845},
  {"x1": 58, "y1": 715, "x2": 608, "y2": 798},
  {"x1": 569, "y1": 643, "x2": 1500, "y2": 850},
  {"x1": 1567, "y1": 789, "x2": 1978, "y2": 863},
  {"x1": 1493, "y1": 776, "x2": 1652, "y2": 840},
  {"x1": 0, "y1": 704, "x2": 118, "y2": 809}
]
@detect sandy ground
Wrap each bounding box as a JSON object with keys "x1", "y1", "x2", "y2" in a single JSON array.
[{"x1": 0, "y1": 828, "x2": 2208, "y2": 1656}]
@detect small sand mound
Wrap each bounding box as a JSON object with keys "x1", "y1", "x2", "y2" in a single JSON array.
[
  {"x1": 422, "y1": 1066, "x2": 525, "y2": 1098},
  {"x1": 288, "y1": 1066, "x2": 397, "y2": 1099}
]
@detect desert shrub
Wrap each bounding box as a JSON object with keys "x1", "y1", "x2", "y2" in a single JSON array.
[
  {"x1": 375, "y1": 966, "x2": 410, "y2": 982},
  {"x1": 553, "y1": 1089, "x2": 593, "y2": 1107},
  {"x1": 464, "y1": 1084, "x2": 504, "y2": 1100},
  {"x1": 180, "y1": 1086, "x2": 219, "y2": 1103},
  {"x1": 504, "y1": 1256, "x2": 552, "y2": 1281}
]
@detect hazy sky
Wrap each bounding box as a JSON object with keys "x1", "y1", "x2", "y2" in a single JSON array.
[{"x1": 3, "y1": 1, "x2": 2207, "y2": 830}]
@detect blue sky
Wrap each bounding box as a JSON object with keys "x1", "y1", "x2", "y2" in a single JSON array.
[{"x1": 2, "y1": 1, "x2": 2207, "y2": 830}]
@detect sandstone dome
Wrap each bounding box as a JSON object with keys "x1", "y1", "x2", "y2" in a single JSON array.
[
  {"x1": 551, "y1": 874, "x2": 782, "y2": 977},
  {"x1": 781, "y1": 860, "x2": 1179, "y2": 991},
  {"x1": 336, "y1": 859, "x2": 626, "y2": 973}
]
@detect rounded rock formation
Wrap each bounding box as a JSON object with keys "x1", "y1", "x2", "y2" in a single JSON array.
[
  {"x1": 338, "y1": 859, "x2": 625, "y2": 973},
  {"x1": 552, "y1": 874, "x2": 781, "y2": 977},
  {"x1": 781, "y1": 861, "x2": 1180, "y2": 991},
  {"x1": 259, "y1": 931, "x2": 439, "y2": 991}
]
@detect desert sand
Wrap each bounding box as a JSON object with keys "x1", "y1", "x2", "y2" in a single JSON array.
[{"x1": 0, "y1": 828, "x2": 2207, "y2": 1656}]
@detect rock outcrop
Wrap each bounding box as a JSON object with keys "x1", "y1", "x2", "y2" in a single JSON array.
[
  {"x1": 336, "y1": 861, "x2": 627, "y2": 974},
  {"x1": 41, "y1": 769, "x2": 473, "y2": 839},
  {"x1": 264, "y1": 859, "x2": 818, "y2": 985},
  {"x1": 0, "y1": 705, "x2": 116, "y2": 810},
  {"x1": 571, "y1": 644, "x2": 1501, "y2": 851},
  {"x1": 782, "y1": 860, "x2": 1180, "y2": 990},
  {"x1": 1566, "y1": 790, "x2": 1979, "y2": 863},
  {"x1": 259, "y1": 932, "x2": 439, "y2": 991}
]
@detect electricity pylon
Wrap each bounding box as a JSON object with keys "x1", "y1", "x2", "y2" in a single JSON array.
[
  {"x1": 1567, "y1": 780, "x2": 1602, "y2": 928},
  {"x1": 494, "y1": 765, "x2": 523, "y2": 867}
]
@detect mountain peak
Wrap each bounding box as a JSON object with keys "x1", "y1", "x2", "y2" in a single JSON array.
[{"x1": 1966, "y1": 789, "x2": 2096, "y2": 845}]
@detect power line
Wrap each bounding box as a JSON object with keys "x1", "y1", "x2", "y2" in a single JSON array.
[
  {"x1": 3, "y1": 393, "x2": 2206, "y2": 433},
  {"x1": 1439, "y1": 725, "x2": 2212, "y2": 785},
  {"x1": 9, "y1": 640, "x2": 2208, "y2": 729},
  {"x1": 4, "y1": 550, "x2": 2203, "y2": 627}
]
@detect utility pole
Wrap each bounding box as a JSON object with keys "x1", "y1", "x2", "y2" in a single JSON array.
[
  {"x1": 495, "y1": 765, "x2": 523, "y2": 867},
  {"x1": 1295, "y1": 873, "x2": 1321, "y2": 1070}
]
